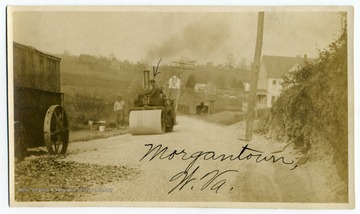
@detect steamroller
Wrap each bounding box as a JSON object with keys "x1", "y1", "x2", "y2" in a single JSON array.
[{"x1": 129, "y1": 70, "x2": 176, "y2": 135}]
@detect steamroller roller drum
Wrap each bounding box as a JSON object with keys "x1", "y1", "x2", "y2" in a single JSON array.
[{"x1": 129, "y1": 109, "x2": 165, "y2": 135}]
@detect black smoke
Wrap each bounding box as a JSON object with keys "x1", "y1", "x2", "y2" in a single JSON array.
[{"x1": 145, "y1": 20, "x2": 230, "y2": 63}]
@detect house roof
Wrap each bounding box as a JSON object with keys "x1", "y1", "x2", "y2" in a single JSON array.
[{"x1": 262, "y1": 55, "x2": 306, "y2": 79}]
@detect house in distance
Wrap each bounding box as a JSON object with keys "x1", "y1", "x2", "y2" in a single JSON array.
[{"x1": 244, "y1": 55, "x2": 309, "y2": 110}]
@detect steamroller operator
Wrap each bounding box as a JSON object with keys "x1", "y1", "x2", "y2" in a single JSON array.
[
  {"x1": 148, "y1": 79, "x2": 163, "y2": 105},
  {"x1": 149, "y1": 79, "x2": 162, "y2": 98}
]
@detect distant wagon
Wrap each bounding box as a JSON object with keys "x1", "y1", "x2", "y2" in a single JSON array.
[
  {"x1": 195, "y1": 100, "x2": 215, "y2": 115},
  {"x1": 13, "y1": 42, "x2": 69, "y2": 159}
]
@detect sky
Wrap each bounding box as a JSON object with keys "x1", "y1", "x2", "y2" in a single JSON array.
[{"x1": 11, "y1": 8, "x2": 343, "y2": 66}]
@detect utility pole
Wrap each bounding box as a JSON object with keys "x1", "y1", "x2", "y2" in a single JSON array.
[{"x1": 245, "y1": 12, "x2": 265, "y2": 141}]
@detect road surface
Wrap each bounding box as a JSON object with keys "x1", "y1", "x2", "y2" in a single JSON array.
[{"x1": 65, "y1": 115, "x2": 318, "y2": 202}]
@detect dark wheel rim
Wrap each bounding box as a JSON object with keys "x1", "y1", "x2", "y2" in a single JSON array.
[
  {"x1": 44, "y1": 105, "x2": 69, "y2": 155},
  {"x1": 165, "y1": 111, "x2": 174, "y2": 132},
  {"x1": 161, "y1": 110, "x2": 166, "y2": 133}
]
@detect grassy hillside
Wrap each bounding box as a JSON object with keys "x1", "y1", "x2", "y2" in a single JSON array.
[{"x1": 58, "y1": 55, "x2": 245, "y2": 129}]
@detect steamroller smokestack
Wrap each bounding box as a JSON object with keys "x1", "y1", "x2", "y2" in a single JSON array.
[{"x1": 143, "y1": 70, "x2": 150, "y2": 89}]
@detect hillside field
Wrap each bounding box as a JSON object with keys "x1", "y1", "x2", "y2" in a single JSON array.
[{"x1": 58, "y1": 55, "x2": 246, "y2": 129}]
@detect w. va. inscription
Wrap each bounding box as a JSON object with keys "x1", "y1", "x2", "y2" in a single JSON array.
[{"x1": 140, "y1": 144, "x2": 297, "y2": 194}]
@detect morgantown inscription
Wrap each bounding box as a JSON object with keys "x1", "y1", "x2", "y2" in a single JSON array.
[{"x1": 140, "y1": 143, "x2": 297, "y2": 194}]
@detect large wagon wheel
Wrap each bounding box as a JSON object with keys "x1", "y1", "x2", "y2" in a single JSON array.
[
  {"x1": 14, "y1": 121, "x2": 27, "y2": 160},
  {"x1": 44, "y1": 105, "x2": 69, "y2": 155}
]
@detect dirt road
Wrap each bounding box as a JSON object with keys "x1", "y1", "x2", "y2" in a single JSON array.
[{"x1": 65, "y1": 115, "x2": 318, "y2": 202}]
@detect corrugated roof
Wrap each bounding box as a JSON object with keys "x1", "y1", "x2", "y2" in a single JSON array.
[{"x1": 262, "y1": 55, "x2": 306, "y2": 79}]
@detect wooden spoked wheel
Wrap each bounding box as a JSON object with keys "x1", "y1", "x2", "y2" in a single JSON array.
[
  {"x1": 14, "y1": 121, "x2": 27, "y2": 160},
  {"x1": 44, "y1": 105, "x2": 69, "y2": 155}
]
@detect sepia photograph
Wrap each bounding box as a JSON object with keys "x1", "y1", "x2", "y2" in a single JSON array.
[{"x1": 7, "y1": 6, "x2": 354, "y2": 208}]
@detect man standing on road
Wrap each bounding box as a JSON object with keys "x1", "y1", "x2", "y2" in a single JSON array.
[{"x1": 114, "y1": 95, "x2": 125, "y2": 129}]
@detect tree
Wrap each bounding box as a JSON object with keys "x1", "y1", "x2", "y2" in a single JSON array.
[
  {"x1": 62, "y1": 49, "x2": 71, "y2": 57},
  {"x1": 240, "y1": 58, "x2": 247, "y2": 70},
  {"x1": 136, "y1": 61, "x2": 148, "y2": 71},
  {"x1": 206, "y1": 62, "x2": 214, "y2": 67},
  {"x1": 109, "y1": 52, "x2": 116, "y2": 61},
  {"x1": 185, "y1": 74, "x2": 197, "y2": 88},
  {"x1": 231, "y1": 79, "x2": 244, "y2": 90},
  {"x1": 217, "y1": 75, "x2": 226, "y2": 89},
  {"x1": 225, "y1": 53, "x2": 235, "y2": 69}
]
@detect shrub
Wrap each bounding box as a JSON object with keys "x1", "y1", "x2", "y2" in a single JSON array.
[
  {"x1": 262, "y1": 26, "x2": 348, "y2": 182},
  {"x1": 66, "y1": 91, "x2": 106, "y2": 128},
  {"x1": 185, "y1": 74, "x2": 197, "y2": 88}
]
